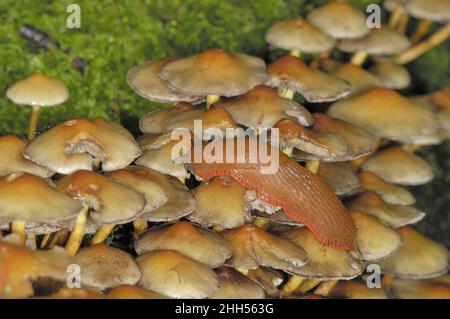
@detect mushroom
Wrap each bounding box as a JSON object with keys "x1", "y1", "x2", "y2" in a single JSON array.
[
  {"x1": 135, "y1": 221, "x2": 233, "y2": 268},
  {"x1": 56, "y1": 170, "x2": 146, "y2": 255},
  {"x1": 127, "y1": 58, "x2": 205, "y2": 104},
  {"x1": 330, "y1": 63, "x2": 384, "y2": 95},
  {"x1": 328, "y1": 279, "x2": 388, "y2": 299},
  {"x1": 211, "y1": 267, "x2": 265, "y2": 299},
  {"x1": 159, "y1": 48, "x2": 267, "y2": 107},
  {"x1": 361, "y1": 147, "x2": 434, "y2": 186},
  {"x1": 369, "y1": 61, "x2": 411, "y2": 89},
  {"x1": 23, "y1": 118, "x2": 142, "y2": 175},
  {"x1": 105, "y1": 285, "x2": 168, "y2": 299},
  {"x1": 384, "y1": 0, "x2": 408, "y2": 30},
  {"x1": 37, "y1": 287, "x2": 103, "y2": 299},
  {"x1": 76, "y1": 243, "x2": 141, "y2": 290},
  {"x1": 378, "y1": 227, "x2": 449, "y2": 279},
  {"x1": 316, "y1": 162, "x2": 360, "y2": 196},
  {"x1": 348, "y1": 191, "x2": 425, "y2": 228},
  {"x1": 0, "y1": 173, "x2": 83, "y2": 245},
  {"x1": 246, "y1": 267, "x2": 284, "y2": 297},
  {"x1": 137, "y1": 133, "x2": 173, "y2": 151},
  {"x1": 139, "y1": 102, "x2": 195, "y2": 135},
  {"x1": 266, "y1": 55, "x2": 351, "y2": 101},
  {"x1": 136, "y1": 250, "x2": 219, "y2": 299},
  {"x1": 383, "y1": 277, "x2": 450, "y2": 299},
  {"x1": 0, "y1": 135, "x2": 53, "y2": 178},
  {"x1": 6, "y1": 73, "x2": 69, "y2": 140}
]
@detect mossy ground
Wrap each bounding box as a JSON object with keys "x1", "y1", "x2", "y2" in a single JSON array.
[{"x1": 0, "y1": 0, "x2": 449, "y2": 246}]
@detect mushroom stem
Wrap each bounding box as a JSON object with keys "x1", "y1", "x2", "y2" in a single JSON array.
[
  {"x1": 11, "y1": 220, "x2": 26, "y2": 245},
  {"x1": 236, "y1": 268, "x2": 249, "y2": 276},
  {"x1": 278, "y1": 87, "x2": 295, "y2": 100},
  {"x1": 289, "y1": 49, "x2": 301, "y2": 58},
  {"x1": 177, "y1": 176, "x2": 186, "y2": 184},
  {"x1": 65, "y1": 206, "x2": 89, "y2": 256},
  {"x1": 396, "y1": 14, "x2": 409, "y2": 33},
  {"x1": 388, "y1": 6, "x2": 404, "y2": 29},
  {"x1": 40, "y1": 232, "x2": 54, "y2": 248},
  {"x1": 212, "y1": 225, "x2": 225, "y2": 232},
  {"x1": 90, "y1": 224, "x2": 115, "y2": 245},
  {"x1": 206, "y1": 95, "x2": 220, "y2": 109},
  {"x1": 410, "y1": 20, "x2": 432, "y2": 44},
  {"x1": 281, "y1": 275, "x2": 305, "y2": 296},
  {"x1": 297, "y1": 278, "x2": 322, "y2": 293},
  {"x1": 281, "y1": 146, "x2": 294, "y2": 157},
  {"x1": 26, "y1": 233, "x2": 37, "y2": 250},
  {"x1": 305, "y1": 160, "x2": 320, "y2": 174},
  {"x1": 313, "y1": 279, "x2": 338, "y2": 296},
  {"x1": 28, "y1": 106, "x2": 41, "y2": 141},
  {"x1": 253, "y1": 217, "x2": 270, "y2": 229},
  {"x1": 394, "y1": 23, "x2": 450, "y2": 65},
  {"x1": 350, "y1": 51, "x2": 368, "y2": 66},
  {"x1": 48, "y1": 229, "x2": 69, "y2": 248},
  {"x1": 133, "y1": 219, "x2": 148, "y2": 238}
]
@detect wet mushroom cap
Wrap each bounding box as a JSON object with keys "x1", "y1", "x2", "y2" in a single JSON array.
[
  {"x1": 211, "y1": 267, "x2": 265, "y2": 299},
  {"x1": 139, "y1": 102, "x2": 195, "y2": 135},
  {"x1": 266, "y1": 56, "x2": 351, "y2": 102},
  {"x1": 331, "y1": 63, "x2": 383, "y2": 95},
  {"x1": 0, "y1": 135, "x2": 53, "y2": 178},
  {"x1": 405, "y1": 0, "x2": 450, "y2": 23},
  {"x1": 213, "y1": 85, "x2": 313, "y2": 129},
  {"x1": 329, "y1": 280, "x2": 388, "y2": 299},
  {"x1": 105, "y1": 285, "x2": 168, "y2": 299},
  {"x1": 136, "y1": 250, "x2": 219, "y2": 299},
  {"x1": 265, "y1": 18, "x2": 336, "y2": 53},
  {"x1": 383, "y1": 277, "x2": 450, "y2": 299},
  {"x1": 56, "y1": 170, "x2": 146, "y2": 225},
  {"x1": 127, "y1": 59, "x2": 205, "y2": 104},
  {"x1": 159, "y1": 48, "x2": 267, "y2": 97},
  {"x1": 6, "y1": 73, "x2": 69, "y2": 107},
  {"x1": 23, "y1": 118, "x2": 142, "y2": 174},
  {"x1": 135, "y1": 221, "x2": 233, "y2": 268},
  {"x1": 362, "y1": 147, "x2": 434, "y2": 186},
  {"x1": 137, "y1": 133, "x2": 172, "y2": 151},
  {"x1": 379, "y1": 227, "x2": 449, "y2": 279},
  {"x1": 76, "y1": 244, "x2": 141, "y2": 290},
  {"x1": 316, "y1": 162, "x2": 360, "y2": 196},
  {"x1": 369, "y1": 61, "x2": 411, "y2": 90},
  {"x1": 307, "y1": 1, "x2": 370, "y2": 39}
]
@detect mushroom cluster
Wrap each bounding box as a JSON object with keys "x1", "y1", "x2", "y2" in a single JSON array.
[{"x1": 0, "y1": 0, "x2": 449, "y2": 299}]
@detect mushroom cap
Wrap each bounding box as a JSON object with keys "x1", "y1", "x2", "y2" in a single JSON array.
[
  {"x1": 327, "y1": 88, "x2": 440, "y2": 142},
  {"x1": 348, "y1": 191, "x2": 425, "y2": 228},
  {"x1": 222, "y1": 224, "x2": 308, "y2": 272},
  {"x1": 127, "y1": 59, "x2": 205, "y2": 104},
  {"x1": 23, "y1": 118, "x2": 142, "y2": 174},
  {"x1": 362, "y1": 147, "x2": 434, "y2": 186},
  {"x1": 39, "y1": 288, "x2": 103, "y2": 299},
  {"x1": 56, "y1": 170, "x2": 146, "y2": 225},
  {"x1": 384, "y1": 0, "x2": 406, "y2": 12},
  {"x1": 379, "y1": 227, "x2": 449, "y2": 279},
  {"x1": 105, "y1": 285, "x2": 169, "y2": 299},
  {"x1": 351, "y1": 210, "x2": 402, "y2": 262},
  {"x1": 214, "y1": 85, "x2": 313, "y2": 129},
  {"x1": 266, "y1": 56, "x2": 351, "y2": 102},
  {"x1": 405, "y1": 0, "x2": 450, "y2": 23},
  {"x1": 331, "y1": 63, "x2": 383, "y2": 95},
  {"x1": 0, "y1": 135, "x2": 54, "y2": 178},
  {"x1": 189, "y1": 176, "x2": 250, "y2": 229},
  {"x1": 136, "y1": 250, "x2": 219, "y2": 299},
  {"x1": 307, "y1": 1, "x2": 370, "y2": 39},
  {"x1": 137, "y1": 133, "x2": 173, "y2": 151},
  {"x1": 338, "y1": 27, "x2": 410, "y2": 55},
  {"x1": 105, "y1": 166, "x2": 169, "y2": 214},
  {"x1": 357, "y1": 171, "x2": 416, "y2": 205},
  {"x1": 383, "y1": 277, "x2": 450, "y2": 299},
  {"x1": 76, "y1": 244, "x2": 141, "y2": 290},
  {"x1": 316, "y1": 162, "x2": 360, "y2": 196},
  {"x1": 329, "y1": 279, "x2": 388, "y2": 299},
  {"x1": 211, "y1": 267, "x2": 265, "y2": 299},
  {"x1": 246, "y1": 267, "x2": 284, "y2": 297},
  {"x1": 282, "y1": 227, "x2": 364, "y2": 280},
  {"x1": 0, "y1": 241, "x2": 75, "y2": 298},
  {"x1": 135, "y1": 221, "x2": 233, "y2": 268},
  {"x1": 6, "y1": 73, "x2": 69, "y2": 107},
  {"x1": 252, "y1": 209, "x2": 304, "y2": 227},
  {"x1": 369, "y1": 61, "x2": 411, "y2": 90},
  {"x1": 0, "y1": 173, "x2": 83, "y2": 226},
  {"x1": 265, "y1": 18, "x2": 336, "y2": 53},
  {"x1": 139, "y1": 102, "x2": 195, "y2": 135},
  {"x1": 159, "y1": 48, "x2": 267, "y2": 97}
]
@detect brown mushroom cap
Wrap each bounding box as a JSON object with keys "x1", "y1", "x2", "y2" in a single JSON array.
[
  {"x1": 267, "y1": 56, "x2": 351, "y2": 102},
  {"x1": 127, "y1": 59, "x2": 205, "y2": 104},
  {"x1": 213, "y1": 85, "x2": 313, "y2": 129},
  {"x1": 369, "y1": 61, "x2": 411, "y2": 90},
  {"x1": 348, "y1": 191, "x2": 425, "y2": 228},
  {"x1": 39, "y1": 287, "x2": 103, "y2": 299},
  {"x1": 23, "y1": 118, "x2": 142, "y2": 174},
  {"x1": 327, "y1": 88, "x2": 440, "y2": 142},
  {"x1": 265, "y1": 18, "x2": 336, "y2": 53},
  {"x1": 246, "y1": 267, "x2": 284, "y2": 297},
  {"x1": 6, "y1": 73, "x2": 69, "y2": 107},
  {"x1": 0, "y1": 173, "x2": 83, "y2": 231},
  {"x1": 361, "y1": 147, "x2": 434, "y2": 186},
  {"x1": 135, "y1": 221, "x2": 233, "y2": 268},
  {"x1": 139, "y1": 102, "x2": 195, "y2": 135},
  {"x1": 379, "y1": 227, "x2": 449, "y2": 279},
  {"x1": 76, "y1": 244, "x2": 141, "y2": 290},
  {"x1": 282, "y1": 227, "x2": 364, "y2": 280},
  {"x1": 316, "y1": 162, "x2": 360, "y2": 196},
  {"x1": 307, "y1": 1, "x2": 370, "y2": 39},
  {"x1": 329, "y1": 279, "x2": 388, "y2": 299},
  {"x1": 159, "y1": 48, "x2": 267, "y2": 97},
  {"x1": 211, "y1": 267, "x2": 265, "y2": 299},
  {"x1": 383, "y1": 277, "x2": 450, "y2": 299},
  {"x1": 0, "y1": 135, "x2": 53, "y2": 178},
  {"x1": 338, "y1": 27, "x2": 410, "y2": 55},
  {"x1": 331, "y1": 63, "x2": 383, "y2": 95},
  {"x1": 189, "y1": 176, "x2": 251, "y2": 229},
  {"x1": 351, "y1": 210, "x2": 402, "y2": 262},
  {"x1": 137, "y1": 133, "x2": 173, "y2": 151},
  {"x1": 105, "y1": 285, "x2": 169, "y2": 299},
  {"x1": 136, "y1": 250, "x2": 219, "y2": 299},
  {"x1": 405, "y1": 0, "x2": 450, "y2": 23},
  {"x1": 222, "y1": 224, "x2": 308, "y2": 272},
  {"x1": 56, "y1": 170, "x2": 146, "y2": 225}
]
